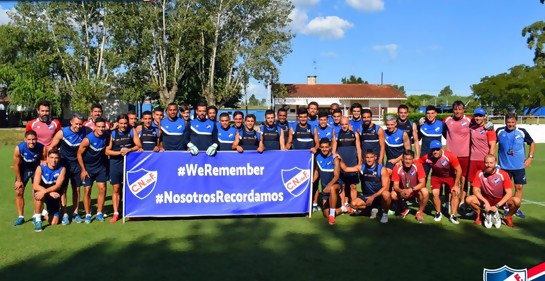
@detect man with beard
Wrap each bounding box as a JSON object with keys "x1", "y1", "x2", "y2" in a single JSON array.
[
  {"x1": 183, "y1": 102, "x2": 219, "y2": 156},
  {"x1": 332, "y1": 116, "x2": 361, "y2": 207},
  {"x1": 276, "y1": 108, "x2": 290, "y2": 148},
  {"x1": 26, "y1": 100, "x2": 62, "y2": 147},
  {"x1": 160, "y1": 103, "x2": 187, "y2": 151},
  {"x1": 260, "y1": 110, "x2": 285, "y2": 150},
  {"x1": 360, "y1": 109, "x2": 385, "y2": 164},
  {"x1": 307, "y1": 102, "x2": 319, "y2": 131},
  {"x1": 83, "y1": 103, "x2": 111, "y2": 131}
]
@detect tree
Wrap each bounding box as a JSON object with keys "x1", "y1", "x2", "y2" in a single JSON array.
[
  {"x1": 439, "y1": 85, "x2": 453, "y2": 97},
  {"x1": 341, "y1": 75, "x2": 367, "y2": 84},
  {"x1": 392, "y1": 85, "x2": 406, "y2": 96},
  {"x1": 405, "y1": 95, "x2": 421, "y2": 112},
  {"x1": 522, "y1": 0, "x2": 545, "y2": 66}
]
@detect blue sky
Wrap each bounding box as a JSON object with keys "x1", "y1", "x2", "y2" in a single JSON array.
[{"x1": 1, "y1": 0, "x2": 544, "y2": 101}]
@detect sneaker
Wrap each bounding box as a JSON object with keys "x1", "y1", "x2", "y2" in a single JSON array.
[
  {"x1": 434, "y1": 212, "x2": 442, "y2": 222},
  {"x1": 484, "y1": 212, "x2": 493, "y2": 228},
  {"x1": 465, "y1": 210, "x2": 476, "y2": 217},
  {"x1": 109, "y1": 214, "x2": 119, "y2": 223},
  {"x1": 72, "y1": 213, "x2": 83, "y2": 223},
  {"x1": 380, "y1": 213, "x2": 389, "y2": 223},
  {"x1": 492, "y1": 211, "x2": 502, "y2": 229},
  {"x1": 84, "y1": 214, "x2": 92, "y2": 224},
  {"x1": 515, "y1": 209, "x2": 526, "y2": 219},
  {"x1": 13, "y1": 217, "x2": 24, "y2": 226},
  {"x1": 399, "y1": 208, "x2": 410, "y2": 219},
  {"x1": 312, "y1": 203, "x2": 319, "y2": 213},
  {"x1": 503, "y1": 206, "x2": 510, "y2": 217},
  {"x1": 503, "y1": 216, "x2": 515, "y2": 227},
  {"x1": 96, "y1": 213, "x2": 105, "y2": 222},
  {"x1": 328, "y1": 216, "x2": 336, "y2": 225},
  {"x1": 34, "y1": 220, "x2": 43, "y2": 232},
  {"x1": 458, "y1": 202, "x2": 466, "y2": 214},
  {"x1": 62, "y1": 214, "x2": 70, "y2": 226},
  {"x1": 415, "y1": 211, "x2": 424, "y2": 223},
  {"x1": 449, "y1": 214, "x2": 459, "y2": 225},
  {"x1": 370, "y1": 208, "x2": 379, "y2": 219}
]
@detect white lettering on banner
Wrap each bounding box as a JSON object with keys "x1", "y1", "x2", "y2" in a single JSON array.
[
  {"x1": 129, "y1": 171, "x2": 157, "y2": 195},
  {"x1": 177, "y1": 163, "x2": 265, "y2": 177},
  {"x1": 284, "y1": 170, "x2": 311, "y2": 192},
  {"x1": 159, "y1": 189, "x2": 284, "y2": 204}
]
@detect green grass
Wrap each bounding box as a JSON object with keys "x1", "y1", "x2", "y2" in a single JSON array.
[{"x1": 1, "y1": 137, "x2": 545, "y2": 280}]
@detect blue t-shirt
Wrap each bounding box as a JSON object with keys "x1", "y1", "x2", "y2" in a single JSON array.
[
  {"x1": 83, "y1": 132, "x2": 108, "y2": 172},
  {"x1": 39, "y1": 164, "x2": 64, "y2": 188},
  {"x1": 316, "y1": 153, "x2": 336, "y2": 187},
  {"x1": 161, "y1": 117, "x2": 186, "y2": 151},
  {"x1": 496, "y1": 126, "x2": 533, "y2": 170},
  {"x1": 60, "y1": 126, "x2": 86, "y2": 162},
  {"x1": 217, "y1": 126, "x2": 237, "y2": 151},
  {"x1": 385, "y1": 128, "x2": 406, "y2": 162},
  {"x1": 418, "y1": 119, "x2": 443, "y2": 156}
]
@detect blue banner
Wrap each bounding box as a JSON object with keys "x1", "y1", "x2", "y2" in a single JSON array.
[{"x1": 123, "y1": 151, "x2": 313, "y2": 218}]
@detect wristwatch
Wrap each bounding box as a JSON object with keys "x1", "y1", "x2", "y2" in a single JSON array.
[
  {"x1": 495, "y1": 204, "x2": 501, "y2": 209},
  {"x1": 529, "y1": 154, "x2": 534, "y2": 158}
]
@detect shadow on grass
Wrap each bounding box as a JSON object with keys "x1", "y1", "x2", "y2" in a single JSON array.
[{"x1": 1, "y1": 214, "x2": 544, "y2": 281}]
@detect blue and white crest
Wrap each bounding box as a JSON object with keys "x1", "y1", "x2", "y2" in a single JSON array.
[
  {"x1": 127, "y1": 168, "x2": 158, "y2": 200},
  {"x1": 483, "y1": 265, "x2": 527, "y2": 281},
  {"x1": 281, "y1": 167, "x2": 311, "y2": 197}
]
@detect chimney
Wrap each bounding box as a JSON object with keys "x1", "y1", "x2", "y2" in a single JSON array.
[{"x1": 307, "y1": 75, "x2": 317, "y2": 85}]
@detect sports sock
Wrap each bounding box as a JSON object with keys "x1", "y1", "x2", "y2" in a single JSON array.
[
  {"x1": 34, "y1": 214, "x2": 41, "y2": 222},
  {"x1": 329, "y1": 208, "x2": 335, "y2": 216}
]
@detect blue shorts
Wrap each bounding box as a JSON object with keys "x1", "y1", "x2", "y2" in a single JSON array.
[
  {"x1": 504, "y1": 169, "x2": 526, "y2": 185},
  {"x1": 16, "y1": 169, "x2": 35, "y2": 186},
  {"x1": 109, "y1": 161, "x2": 124, "y2": 185},
  {"x1": 340, "y1": 173, "x2": 359, "y2": 185},
  {"x1": 385, "y1": 162, "x2": 396, "y2": 170},
  {"x1": 62, "y1": 160, "x2": 83, "y2": 188},
  {"x1": 358, "y1": 194, "x2": 382, "y2": 208},
  {"x1": 321, "y1": 184, "x2": 342, "y2": 200},
  {"x1": 83, "y1": 167, "x2": 108, "y2": 187}
]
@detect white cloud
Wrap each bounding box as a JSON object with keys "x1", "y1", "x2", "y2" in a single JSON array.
[
  {"x1": 346, "y1": 0, "x2": 384, "y2": 12},
  {"x1": 291, "y1": 0, "x2": 320, "y2": 8},
  {"x1": 0, "y1": 5, "x2": 12, "y2": 25},
  {"x1": 303, "y1": 16, "x2": 353, "y2": 40},
  {"x1": 288, "y1": 8, "x2": 309, "y2": 33},
  {"x1": 372, "y1": 44, "x2": 398, "y2": 60},
  {"x1": 321, "y1": 51, "x2": 337, "y2": 57}
]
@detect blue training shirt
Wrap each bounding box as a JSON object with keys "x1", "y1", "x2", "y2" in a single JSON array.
[
  {"x1": 18, "y1": 141, "x2": 44, "y2": 172},
  {"x1": 418, "y1": 119, "x2": 443, "y2": 156},
  {"x1": 496, "y1": 126, "x2": 534, "y2": 170}
]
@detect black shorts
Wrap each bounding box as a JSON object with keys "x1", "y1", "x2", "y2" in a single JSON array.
[
  {"x1": 83, "y1": 167, "x2": 108, "y2": 187},
  {"x1": 62, "y1": 160, "x2": 83, "y2": 188},
  {"x1": 34, "y1": 190, "x2": 62, "y2": 216},
  {"x1": 15, "y1": 169, "x2": 35, "y2": 186},
  {"x1": 109, "y1": 161, "x2": 124, "y2": 185},
  {"x1": 503, "y1": 169, "x2": 526, "y2": 185}
]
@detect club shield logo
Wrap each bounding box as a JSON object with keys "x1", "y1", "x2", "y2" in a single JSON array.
[
  {"x1": 281, "y1": 167, "x2": 311, "y2": 197},
  {"x1": 127, "y1": 168, "x2": 158, "y2": 199},
  {"x1": 483, "y1": 266, "x2": 527, "y2": 281}
]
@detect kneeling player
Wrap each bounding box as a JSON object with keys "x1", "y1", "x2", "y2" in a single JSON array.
[
  {"x1": 32, "y1": 149, "x2": 66, "y2": 232},
  {"x1": 339, "y1": 149, "x2": 391, "y2": 223},
  {"x1": 390, "y1": 150, "x2": 429, "y2": 223},
  {"x1": 465, "y1": 154, "x2": 521, "y2": 228},
  {"x1": 313, "y1": 138, "x2": 341, "y2": 225}
]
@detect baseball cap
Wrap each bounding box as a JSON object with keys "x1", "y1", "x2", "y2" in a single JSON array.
[
  {"x1": 430, "y1": 140, "x2": 442, "y2": 150},
  {"x1": 473, "y1": 108, "x2": 486, "y2": 116}
]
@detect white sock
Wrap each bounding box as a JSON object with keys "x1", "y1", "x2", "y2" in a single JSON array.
[
  {"x1": 63, "y1": 213, "x2": 69, "y2": 218},
  {"x1": 341, "y1": 206, "x2": 347, "y2": 212},
  {"x1": 329, "y1": 209, "x2": 335, "y2": 216},
  {"x1": 97, "y1": 212, "x2": 103, "y2": 215},
  {"x1": 34, "y1": 214, "x2": 41, "y2": 222},
  {"x1": 18, "y1": 215, "x2": 24, "y2": 218},
  {"x1": 113, "y1": 212, "x2": 119, "y2": 215},
  {"x1": 312, "y1": 203, "x2": 318, "y2": 207}
]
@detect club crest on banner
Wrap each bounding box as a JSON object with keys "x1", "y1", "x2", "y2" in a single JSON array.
[
  {"x1": 281, "y1": 167, "x2": 311, "y2": 197},
  {"x1": 483, "y1": 265, "x2": 527, "y2": 281},
  {"x1": 127, "y1": 169, "x2": 158, "y2": 200}
]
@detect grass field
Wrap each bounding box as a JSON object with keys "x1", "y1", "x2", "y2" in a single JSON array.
[{"x1": 1, "y1": 129, "x2": 544, "y2": 280}]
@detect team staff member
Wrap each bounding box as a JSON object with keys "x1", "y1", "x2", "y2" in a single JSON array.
[
  {"x1": 84, "y1": 103, "x2": 112, "y2": 131},
  {"x1": 184, "y1": 102, "x2": 219, "y2": 156},
  {"x1": 106, "y1": 114, "x2": 141, "y2": 223},
  {"x1": 339, "y1": 149, "x2": 391, "y2": 224},
  {"x1": 466, "y1": 154, "x2": 521, "y2": 228},
  {"x1": 313, "y1": 138, "x2": 341, "y2": 225},
  {"x1": 496, "y1": 113, "x2": 535, "y2": 219},
  {"x1": 390, "y1": 150, "x2": 429, "y2": 223},
  {"x1": 468, "y1": 108, "x2": 496, "y2": 190},
  {"x1": 160, "y1": 103, "x2": 187, "y2": 151},
  {"x1": 384, "y1": 115, "x2": 411, "y2": 173},
  {"x1": 332, "y1": 116, "x2": 361, "y2": 206},
  {"x1": 396, "y1": 104, "x2": 420, "y2": 158},
  {"x1": 12, "y1": 131, "x2": 45, "y2": 226},
  {"x1": 360, "y1": 109, "x2": 385, "y2": 164},
  {"x1": 217, "y1": 113, "x2": 237, "y2": 151},
  {"x1": 50, "y1": 113, "x2": 87, "y2": 224},
  {"x1": 260, "y1": 110, "x2": 285, "y2": 150},
  {"x1": 136, "y1": 111, "x2": 160, "y2": 152},
  {"x1": 26, "y1": 100, "x2": 62, "y2": 147},
  {"x1": 77, "y1": 117, "x2": 109, "y2": 224},
  {"x1": 32, "y1": 149, "x2": 66, "y2": 232},
  {"x1": 233, "y1": 114, "x2": 264, "y2": 152},
  {"x1": 418, "y1": 140, "x2": 462, "y2": 224}
]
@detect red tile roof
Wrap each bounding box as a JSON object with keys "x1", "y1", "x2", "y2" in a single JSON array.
[{"x1": 283, "y1": 84, "x2": 406, "y2": 100}]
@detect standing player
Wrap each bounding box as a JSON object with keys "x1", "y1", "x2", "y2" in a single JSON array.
[
  {"x1": 136, "y1": 111, "x2": 160, "y2": 152},
  {"x1": 217, "y1": 112, "x2": 237, "y2": 151},
  {"x1": 233, "y1": 114, "x2": 264, "y2": 152},
  {"x1": 106, "y1": 114, "x2": 142, "y2": 223},
  {"x1": 12, "y1": 131, "x2": 45, "y2": 226},
  {"x1": 360, "y1": 108, "x2": 385, "y2": 164},
  {"x1": 349, "y1": 103, "x2": 364, "y2": 132},
  {"x1": 260, "y1": 110, "x2": 285, "y2": 150},
  {"x1": 313, "y1": 138, "x2": 341, "y2": 225},
  {"x1": 390, "y1": 150, "x2": 429, "y2": 223},
  {"x1": 276, "y1": 108, "x2": 290, "y2": 148},
  {"x1": 315, "y1": 111, "x2": 335, "y2": 146},
  {"x1": 232, "y1": 111, "x2": 244, "y2": 134},
  {"x1": 26, "y1": 100, "x2": 61, "y2": 147},
  {"x1": 418, "y1": 105, "x2": 444, "y2": 176},
  {"x1": 466, "y1": 154, "x2": 521, "y2": 228},
  {"x1": 332, "y1": 116, "x2": 361, "y2": 206},
  {"x1": 127, "y1": 110, "x2": 138, "y2": 128},
  {"x1": 418, "y1": 140, "x2": 462, "y2": 224},
  {"x1": 183, "y1": 102, "x2": 219, "y2": 156},
  {"x1": 328, "y1": 103, "x2": 340, "y2": 126},
  {"x1": 179, "y1": 103, "x2": 191, "y2": 124},
  {"x1": 396, "y1": 104, "x2": 420, "y2": 158},
  {"x1": 32, "y1": 149, "x2": 66, "y2": 232},
  {"x1": 307, "y1": 102, "x2": 319, "y2": 130},
  {"x1": 288, "y1": 107, "x2": 318, "y2": 152},
  {"x1": 339, "y1": 149, "x2": 391, "y2": 223},
  {"x1": 330, "y1": 109, "x2": 342, "y2": 134},
  {"x1": 496, "y1": 113, "x2": 535, "y2": 218},
  {"x1": 160, "y1": 103, "x2": 186, "y2": 151},
  {"x1": 77, "y1": 117, "x2": 109, "y2": 224},
  {"x1": 207, "y1": 105, "x2": 218, "y2": 123},
  {"x1": 83, "y1": 103, "x2": 111, "y2": 131},
  {"x1": 49, "y1": 113, "x2": 87, "y2": 224},
  {"x1": 384, "y1": 115, "x2": 411, "y2": 174},
  {"x1": 152, "y1": 106, "x2": 164, "y2": 128}
]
